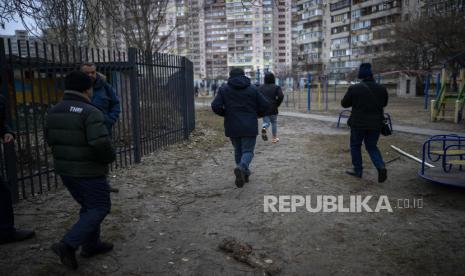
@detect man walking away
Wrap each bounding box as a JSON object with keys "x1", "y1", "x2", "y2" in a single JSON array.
[
  {"x1": 81, "y1": 63, "x2": 120, "y2": 193},
  {"x1": 341, "y1": 63, "x2": 388, "y2": 183},
  {"x1": 46, "y1": 71, "x2": 116, "y2": 269},
  {"x1": 259, "y1": 72, "x2": 284, "y2": 143},
  {"x1": 0, "y1": 95, "x2": 35, "y2": 245},
  {"x1": 211, "y1": 68, "x2": 269, "y2": 188}
]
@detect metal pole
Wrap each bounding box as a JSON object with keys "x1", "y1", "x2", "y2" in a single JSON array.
[
  {"x1": 307, "y1": 73, "x2": 311, "y2": 112},
  {"x1": 334, "y1": 78, "x2": 337, "y2": 102},
  {"x1": 325, "y1": 76, "x2": 329, "y2": 111},
  {"x1": 435, "y1": 72, "x2": 441, "y2": 98},
  {"x1": 128, "y1": 48, "x2": 142, "y2": 163},
  {"x1": 391, "y1": 145, "x2": 435, "y2": 168},
  {"x1": 424, "y1": 74, "x2": 431, "y2": 110}
]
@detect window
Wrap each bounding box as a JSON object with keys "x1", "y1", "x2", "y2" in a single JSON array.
[
  {"x1": 331, "y1": 12, "x2": 349, "y2": 23},
  {"x1": 330, "y1": 0, "x2": 350, "y2": 11},
  {"x1": 351, "y1": 20, "x2": 371, "y2": 30}
]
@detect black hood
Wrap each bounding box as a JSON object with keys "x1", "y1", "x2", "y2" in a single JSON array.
[
  {"x1": 228, "y1": 75, "x2": 251, "y2": 89},
  {"x1": 264, "y1": 72, "x2": 275, "y2": 84}
]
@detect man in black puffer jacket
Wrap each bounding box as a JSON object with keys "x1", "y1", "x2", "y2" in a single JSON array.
[
  {"x1": 341, "y1": 63, "x2": 388, "y2": 183},
  {"x1": 46, "y1": 71, "x2": 116, "y2": 270},
  {"x1": 259, "y1": 72, "x2": 284, "y2": 143},
  {"x1": 211, "y1": 68, "x2": 269, "y2": 188}
]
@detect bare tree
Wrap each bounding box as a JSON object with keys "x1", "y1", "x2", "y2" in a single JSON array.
[
  {"x1": 0, "y1": 0, "x2": 38, "y2": 27},
  {"x1": 1, "y1": 0, "x2": 105, "y2": 48},
  {"x1": 378, "y1": 11, "x2": 465, "y2": 93},
  {"x1": 103, "y1": 0, "x2": 181, "y2": 54}
]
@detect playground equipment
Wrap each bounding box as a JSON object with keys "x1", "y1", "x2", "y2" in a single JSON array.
[
  {"x1": 431, "y1": 68, "x2": 465, "y2": 123},
  {"x1": 337, "y1": 109, "x2": 393, "y2": 130},
  {"x1": 419, "y1": 134, "x2": 465, "y2": 187}
]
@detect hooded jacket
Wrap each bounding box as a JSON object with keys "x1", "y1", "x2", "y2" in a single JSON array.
[
  {"x1": 258, "y1": 73, "x2": 284, "y2": 116},
  {"x1": 211, "y1": 75, "x2": 270, "y2": 137},
  {"x1": 92, "y1": 74, "x2": 121, "y2": 134},
  {"x1": 341, "y1": 79, "x2": 389, "y2": 130},
  {"x1": 45, "y1": 90, "x2": 116, "y2": 177}
]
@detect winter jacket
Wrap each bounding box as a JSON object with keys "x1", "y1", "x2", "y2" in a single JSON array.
[
  {"x1": 259, "y1": 84, "x2": 284, "y2": 115},
  {"x1": 341, "y1": 79, "x2": 389, "y2": 130},
  {"x1": 211, "y1": 75, "x2": 270, "y2": 137},
  {"x1": 91, "y1": 74, "x2": 121, "y2": 133},
  {"x1": 0, "y1": 95, "x2": 14, "y2": 138},
  {"x1": 45, "y1": 90, "x2": 116, "y2": 177}
]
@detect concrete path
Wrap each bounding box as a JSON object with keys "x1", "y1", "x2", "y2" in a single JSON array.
[{"x1": 196, "y1": 102, "x2": 465, "y2": 137}]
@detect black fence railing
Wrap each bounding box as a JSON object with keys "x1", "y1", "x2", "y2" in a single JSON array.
[{"x1": 0, "y1": 38, "x2": 195, "y2": 202}]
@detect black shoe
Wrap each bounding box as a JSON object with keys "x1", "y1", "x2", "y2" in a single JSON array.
[
  {"x1": 0, "y1": 229, "x2": 35, "y2": 245},
  {"x1": 80, "y1": 241, "x2": 114, "y2": 258},
  {"x1": 345, "y1": 170, "x2": 362, "y2": 178},
  {"x1": 245, "y1": 174, "x2": 249, "y2": 183},
  {"x1": 261, "y1": 128, "x2": 268, "y2": 141},
  {"x1": 109, "y1": 186, "x2": 119, "y2": 193},
  {"x1": 377, "y1": 167, "x2": 387, "y2": 183},
  {"x1": 51, "y1": 242, "x2": 77, "y2": 270},
  {"x1": 234, "y1": 167, "x2": 245, "y2": 188}
]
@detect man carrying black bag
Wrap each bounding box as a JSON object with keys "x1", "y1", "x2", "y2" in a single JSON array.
[{"x1": 341, "y1": 63, "x2": 388, "y2": 183}]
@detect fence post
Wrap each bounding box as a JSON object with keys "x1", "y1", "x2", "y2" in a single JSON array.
[
  {"x1": 0, "y1": 38, "x2": 19, "y2": 203},
  {"x1": 181, "y1": 57, "x2": 189, "y2": 140},
  {"x1": 128, "y1": 48, "x2": 141, "y2": 163}
]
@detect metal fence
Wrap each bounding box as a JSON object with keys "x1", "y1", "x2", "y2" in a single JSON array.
[{"x1": 0, "y1": 38, "x2": 195, "y2": 202}]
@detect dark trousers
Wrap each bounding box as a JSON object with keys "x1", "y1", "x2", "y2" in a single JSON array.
[
  {"x1": 350, "y1": 128, "x2": 385, "y2": 173},
  {"x1": 230, "y1": 136, "x2": 257, "y2": 176},
  {"x1": 0, "y1": 177, "x2": 15, "y2": 237},
  {"x1": 61, "y1": 175, "x2": 111, "y2": 250}
]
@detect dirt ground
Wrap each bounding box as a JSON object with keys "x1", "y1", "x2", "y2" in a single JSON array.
[{"x1": 1, "y1": 108, "x2": 465, "y2": 276}]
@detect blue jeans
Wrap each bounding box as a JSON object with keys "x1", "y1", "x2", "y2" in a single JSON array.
[
  {"x1": 262, "y1": 115, "x2": 278, "y2": 136},
  {"x1": 230, "y1": 137, "x2": 257, "y2": 176},
  {"x1": 350, "y1": 129, "x2": 385, "y2": 173},
  {"x1": 61, "y1": 175, "x2": 111, "y2": 250}
]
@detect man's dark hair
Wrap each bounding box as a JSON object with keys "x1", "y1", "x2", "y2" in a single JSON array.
[
  {"x1": 80, "y1": 62, "x2": 96, "y2": 69},
  {"x1": 65, "y1": 71, "x2": 93, "y2": 92},
  {"x1": 229, "y1": 68, "x2": 245, "y2": 78}
]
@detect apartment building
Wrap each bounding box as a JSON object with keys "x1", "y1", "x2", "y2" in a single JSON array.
[
  {"x1": 1, "y1": 30, "x2": 40, "y2": 58},
  {"x1": 204, "y1": 0, "x2": 229, "y2": 79},
  {"x1": 293, "y1": 0, "x2": 325, "y2": 78},
  {"x1": 273, "y1": 0, "x2": 293, "y2": 76}
]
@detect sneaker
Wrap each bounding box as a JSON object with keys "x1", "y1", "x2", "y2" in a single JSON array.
[
  {"x1": 234, "y1": 167, "x2": 246, "y2": 188},
  {"x1": 261, "y1": 128, "x2": 268, "y2": 141},
  {"x1": 109, "y1": 186, "x2": 119, "y2": 193},
  {"x1": 51, "y1": 242, "x2": 78, "y2": 270},
  {"x1": 272, "y1": 137, "x2": 280, "y2": 143},
  {"x1": 0, "y1": 229, "x2": 35, "y2": 245},
  {"x1": 80, "y1": 241, "x2": 114, "y2": 258},
  {"x1": 245, "y1": 174, "x2": 249, "y2": 183},
  {"x1": 345, "y1": 170, "x2": 362, "y2": 178},
  {"x1": 377, "y1": 167, "x2": 387, "y2": 183}
]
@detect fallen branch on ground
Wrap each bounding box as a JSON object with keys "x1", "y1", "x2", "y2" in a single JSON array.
[{"x1": 218, "y1": 237, "x2": 281, "y2": 275}]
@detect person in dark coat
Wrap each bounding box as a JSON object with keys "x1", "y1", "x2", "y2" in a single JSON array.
[
  {"x1": 259, "y1": 72, "x2": 284, "y2": 143},
  {"x1": 341, "y1": 63, "x2": 388, "y2": 183},
  {"x1": 211, "y1": 68, "x2": 269, "y2": 187},
  {"x1": 81, "y1": 63, "x2": 120, "y2": 193},
  {"x1": 46, "y1": 71, "x2": 116, "y2": 269},
  {"x1": 0, "y1": 95, "x2": 35, "y2": 245}
]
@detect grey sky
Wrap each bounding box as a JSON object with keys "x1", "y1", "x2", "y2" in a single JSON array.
[{"x1": 0, "y1": 15, "x2": 35, "y2": 36}]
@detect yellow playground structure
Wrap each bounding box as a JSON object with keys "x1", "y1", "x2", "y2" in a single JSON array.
[{"x1": 431, "y1": 68, "x2": 465, "y2": 123}]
